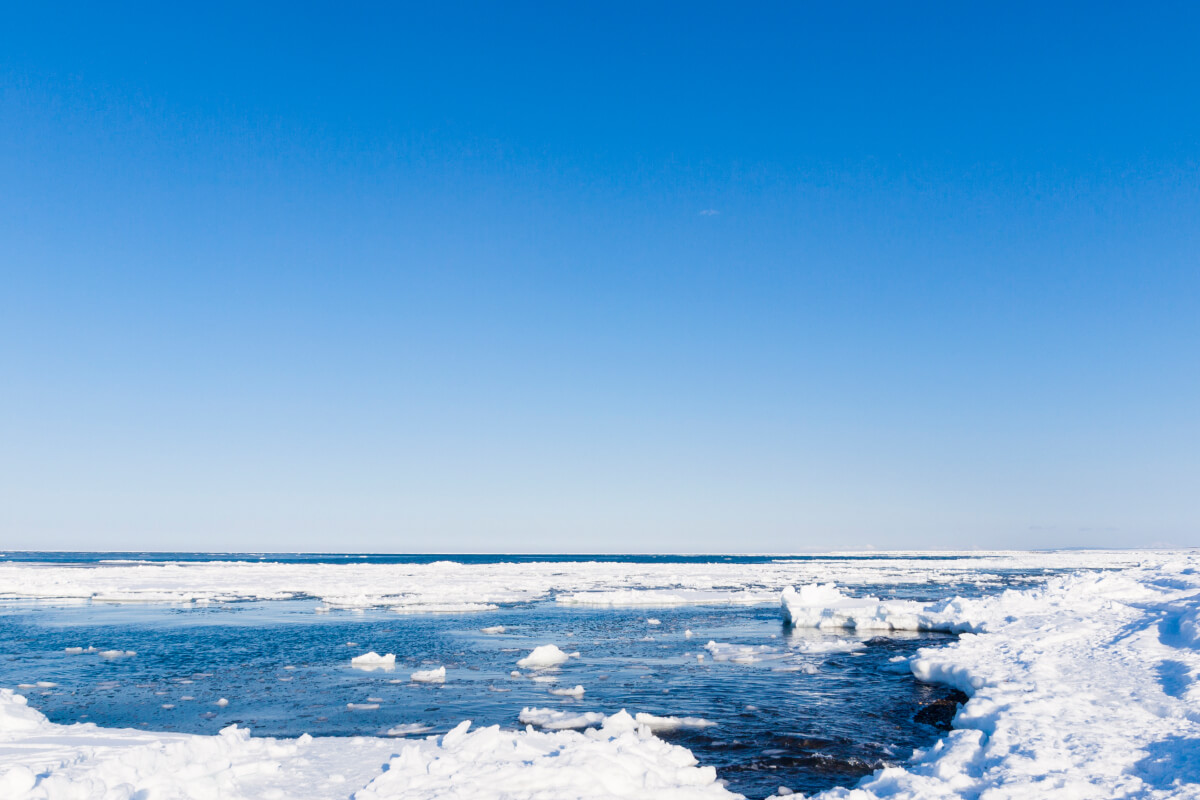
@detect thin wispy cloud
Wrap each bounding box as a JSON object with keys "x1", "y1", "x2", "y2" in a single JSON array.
[{"x1": 698, "y1": 209, "x2": 719, "y2": 216}]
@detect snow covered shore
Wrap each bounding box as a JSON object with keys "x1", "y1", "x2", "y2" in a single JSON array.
[{"x1": 1, "y1": 551, "x2": 1197, "y2": 798}]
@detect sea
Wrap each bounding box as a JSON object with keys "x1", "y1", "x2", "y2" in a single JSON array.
[{"x1": 0, "y1": 553, "x2": 1048, "y2": 798}]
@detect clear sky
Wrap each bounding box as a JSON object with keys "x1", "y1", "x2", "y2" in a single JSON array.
[{"x1": 1, "y1": 2, "x2": 1197, "y2": 552}]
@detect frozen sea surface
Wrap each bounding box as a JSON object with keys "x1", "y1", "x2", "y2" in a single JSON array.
[{"x1": 0, "y1": 596, "x2": 976, "y2": 798}]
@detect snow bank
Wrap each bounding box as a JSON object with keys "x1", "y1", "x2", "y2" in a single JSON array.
[
  {"x1": 811, "y1": 555, "x2": 1200, "y2": 799},
  {"x1": 0, "y1": 693, "x2": 737, "y2": 799},
  {"x1": 517, "y1": 644, "x2": 570, "y2": 669}
]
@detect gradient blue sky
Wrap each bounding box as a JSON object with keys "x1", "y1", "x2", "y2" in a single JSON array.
[{"x1": 2, "y1": 2, "x2": 1197, "y2": 552}]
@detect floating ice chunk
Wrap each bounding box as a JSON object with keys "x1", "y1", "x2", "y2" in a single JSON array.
[
  {"x1": 684, "y1": 629, "x2": 694, "y2": 638},
  {"x1": 780, "y1": 584, "x2": 981, "y2": 633},
  {"x1": 161, "y1": 704, "x2": 174, "y2": 709},
  {"x1": 351, "y1": 652, "x2": 396, "y2": 671},
  {"x1": 532, "y1": 675, "x2": 557, "y2": 683},
  {"x1": 510, "y1": 670, "x2": 522, "y2": 677},
  {"x1": 64, "y1": 646, "x2": 97, "y2": 655},
  {"x1": 517, "y1": 644, "x2": 569, "y2": 668},
  {"x1": 215, "y1": 698, "x2": 229, "y2": 707},
  {"x1": 347, "y1": 703, "x2": 380, "y2": 710},
  {"x1": 647, "y1": 618, "x2": 661, "y2": 625},
  {"x1": 549, "y1": 685, "x2": 585, "y2": 697},
  {"x1": 411, "y1": 666, "x2": 446, "y2": 683},
  {"x1": 98, "y1": 650, "x2": 136, "y2": 659},
  {"x1": 633, "y1": 712, "x2": 717, "y2": 731},
  {"x1": 518, "y1": 707, "x2": 606, "y2": 730},
  {"x1": 556, "y1": 589, "x2": 774, "y2": 607},
  {"x1": 480, "y1": 625, "x2": 506, "y2": 634},
  {"x1": 387, "y1": 723, "x2": 433, "y2": 736},
  {"x1": 703, "y1": 641, "x2": 781, "y2": 663}
]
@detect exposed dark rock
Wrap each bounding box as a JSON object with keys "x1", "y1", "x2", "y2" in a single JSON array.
[{"x1": 913, "y1": 689, "x2": 969, "y2": 730}]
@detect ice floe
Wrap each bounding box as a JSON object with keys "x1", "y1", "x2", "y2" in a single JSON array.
[
  {"x1": 350, "y1": 651, "x2": 395, "y2": 671},
  {"x1": 411, "y1": 666, "x2": 445, "y2": 683},
  {"x1": 517, "y1": 644, "x2": 570, "y2": 669},
  {"x1": 548, "y1": 684, "x2": 585, "y2": 697}
]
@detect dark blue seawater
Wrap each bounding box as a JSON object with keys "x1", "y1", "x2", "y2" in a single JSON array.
[
  {"x1": 0, "y1": 555, "x2": 1041, "y2": 798},
  {"x1": 0, "y1": 551, "x2": 984, "y2": 565}
]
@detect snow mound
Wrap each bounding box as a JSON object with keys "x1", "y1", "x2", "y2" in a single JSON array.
[
  {"x1": 517, "y1": 644, "x2": 570, "y2": 669},
  {"x1": 411, "y1": 666, "x2": 446, "y2": 683}
]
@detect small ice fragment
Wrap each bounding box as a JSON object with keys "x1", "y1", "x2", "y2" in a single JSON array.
[
  {"x1": 511, "y1": 670, "x2": 522, "y2": 677},
  {"x1": 647, "y1": 618, "x2": 661, "y2": 626},
  {"x1": 215, "y1": 698, "x2": 229, "y2": 707},
  {"x1": 161, "y1": 704, "x2": 175, "y2": 709},
  {"x1": 346, "y1": 642, "x2": 358, "y2": 647},
  {"x1": 777, "y1": 787, "x2": 794, "y2": 796},
  {"x1": 347, "y1": 702, "x2": 380, "y2": 710},
  {"x1": 517, "y1": 644, "x2": 569, "y2": 669},
  {"x1": 684, "y1": 629, "x2": 693, "y2": 638},
  {"x1": 411, "y1": 666, "x2": 446, "y2": 683},
  {"x1": 549, "y1": 684, "x2": 585, "y2": 697},
  {"x1": 387, "y1": 723, "x2": 433, "y2": 736},
  {"x1": 367, "y1": 696, "x2": 383, "y2": 702},
  {"x1": 480, "y1": 626, "x2": 505, "y2": 634},
  {"x1": 568, "y1": 651, "x2": 581, "y2": 658},
  {"x1": 181, "y1": 696, "x2": 194, "y2": 701},
  {"x1": 283, "y1": 665, "x2": 296, "y2": 670},
  {"x1": 634, "y1": 712, "x2": 716, "y2": 731},
  {"x1": 532, "y1": 675, "x2": 557, "y2": 683},
  {"x1": 98, "y1": 650, "x2": 136, "y2": 659},
  {"x1": 64, "y1": 646, "x2": 97, "y2": 655}
]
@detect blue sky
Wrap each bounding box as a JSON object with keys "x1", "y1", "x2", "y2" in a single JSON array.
[{"x1": 2, "y1": 2, "x2": 1197, "y2": 552}]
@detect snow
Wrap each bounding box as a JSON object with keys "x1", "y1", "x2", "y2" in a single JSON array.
[
  {"x1": 410, "y1": 666, "x2": 446, "y2": 683},
  {"x1": 0, "y1": 550, "x2": 1149, "y2": 611},
  {"x1": 516, "y1": 644, "x2": 570, "y2": 669},
  {"x1": 0, "y1": 696, "x2": 738, "y2": 799},
  {"x1": 350, "y1": 651, "x2": 395, "y2": 671}
]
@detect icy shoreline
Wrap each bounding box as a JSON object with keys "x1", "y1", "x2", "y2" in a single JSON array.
[{"x1": 1, "y1": 551, "x2": 1197, "y2": 798}]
